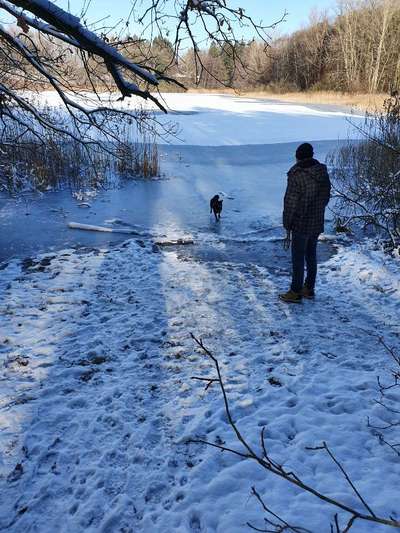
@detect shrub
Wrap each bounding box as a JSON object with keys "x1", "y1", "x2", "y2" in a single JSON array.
[{"x1": 328, "y1": 93, "x2": 400, "y2": 250}]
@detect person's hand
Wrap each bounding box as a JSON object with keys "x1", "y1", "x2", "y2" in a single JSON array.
[{"x1": 283, "y1": 230, "x2": 291, "y2": 251}]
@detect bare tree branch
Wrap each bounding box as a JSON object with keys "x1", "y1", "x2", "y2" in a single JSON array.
[{"x1": 189, "y1": 333, "x2": 400, "y2": 532}]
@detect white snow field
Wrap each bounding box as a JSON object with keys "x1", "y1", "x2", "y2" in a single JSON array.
[
  {"x1": 0, "y1": 94, "x2": 399, "y2": 533},
  {"x1": 0, "y1": 240, "x2": 399, "y2": 533},
  {"x1": 37, "y1": 91, "x2": 363, "y2": 146},
  {"x1": 156, "y1": 93, "x2": 363, "y2": 146}
]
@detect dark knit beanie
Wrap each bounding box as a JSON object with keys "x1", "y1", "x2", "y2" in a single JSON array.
[{"x1": 296, "y1": 143, "x2": 314, "y2": 160}]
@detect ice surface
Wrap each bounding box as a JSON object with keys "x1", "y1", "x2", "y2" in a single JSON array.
[
  {"x1": 36, "y1": 91, "x2": 364, "y2": 146},
  {"x1": 0, "y1": 140, "x2": 347, "y2": 263}
]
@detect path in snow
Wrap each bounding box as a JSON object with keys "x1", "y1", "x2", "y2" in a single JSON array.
[{"x1": 0, "y1": 238, "x2": 399, "y2": 532}]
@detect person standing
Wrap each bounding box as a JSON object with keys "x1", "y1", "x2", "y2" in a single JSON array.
[{"x1": 279, "y1": 143, "x2": 331, "y2": 304}]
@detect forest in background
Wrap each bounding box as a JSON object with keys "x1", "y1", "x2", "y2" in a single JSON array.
[
  {"x1": 3, "y1": 0, "x2": 400, "y2": 99},
  {"x1": 181, "y1": 0, "x2": 400, "y2": 94},
  {"x1": 90, "y1": 0, "x2": 400, "y2": 96}
]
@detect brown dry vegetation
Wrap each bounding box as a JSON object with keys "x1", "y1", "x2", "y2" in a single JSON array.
[
  {"x1": 0, "y1": 121, "x2": 160, "y2": 194},
  {"x1": 329, "y1": 93, "x2": 400, "y2": 249},
  {"x1": 186, "y1": 88, "x2": 386, "y2": 113}
]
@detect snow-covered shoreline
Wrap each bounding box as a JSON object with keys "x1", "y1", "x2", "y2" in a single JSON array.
[
  {"x1": 0, "y1": 236, "x2": 399, "y2": 532},
  {"x1": 1, "y1": 92, "x2": 398, "y2": 532}
]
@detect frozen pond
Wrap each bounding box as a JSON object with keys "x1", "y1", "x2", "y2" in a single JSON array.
[
  {"x1": 1, "y1": 140, "x2": 345, "y2": 265},
  {"x1": 37, "y1": 91, "x2": 363, "y2": 146},
  {"x1": 0, "y1": 94, "x2": 361, "y2": 265},
  {"x1": 2, "y1": 94, "x2": 399, "y2": 533}
]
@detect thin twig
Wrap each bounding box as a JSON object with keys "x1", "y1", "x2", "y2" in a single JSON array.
[{"x1": 189, "y1": 333, "x2": 400, "y2": 531}]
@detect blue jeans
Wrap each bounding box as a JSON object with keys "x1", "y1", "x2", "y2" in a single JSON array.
[{"x1": 291, "y1": 232, "x2": 319, "y2": 293}]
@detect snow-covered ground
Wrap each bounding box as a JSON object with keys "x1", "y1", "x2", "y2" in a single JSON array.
[
  {"x1": 37, "y1": 91, "x2": 363, "y2": 146},
  {"x1": 1, "y1": 94, "x2": 399, "y2": 532},
  {"x1": 153, "y1": 93, "x2": 363, "y2": 145},
  {"x1": 0, "y1": 239, "x2": 399, "y2": 532}
]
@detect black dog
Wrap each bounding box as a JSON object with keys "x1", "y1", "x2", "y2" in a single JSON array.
[{"x1": 210, "y1": 194, "x2": 223, "y2": 221}]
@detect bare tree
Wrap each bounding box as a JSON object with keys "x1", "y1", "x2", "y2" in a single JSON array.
[
  {"x1": 329, "y1": 93, "x2": 400, "y2": 249},
  {"x1": 0, "y1": 0, "x2": 283, "y2": 147},
  {"x1": 368, "y1": 0, "x2": 394, "y2": 93},
  {"x1": 334, "y1": 0, "x2": 364, "y2": 91}
]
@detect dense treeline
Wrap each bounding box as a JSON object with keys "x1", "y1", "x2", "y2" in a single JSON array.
[
  {"x1": 181, "y1": 0, "x2": 400, "y2": 94},
  {"x1": 2, "y1": 0, "x2": 400, "y2": 95}
]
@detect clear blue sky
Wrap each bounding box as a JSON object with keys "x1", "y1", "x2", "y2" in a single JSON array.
[{"x1": 57, "y1": 0, "x2": 337, "y2": 37}]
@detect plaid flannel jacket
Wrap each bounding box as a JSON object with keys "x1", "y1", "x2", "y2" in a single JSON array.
[{"x1": 283, "y1": 159, "x2": 331, "y2": 235}]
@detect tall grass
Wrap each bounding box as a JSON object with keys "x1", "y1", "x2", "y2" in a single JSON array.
[
  {"x1": 116, "y1": 136, "x2": 159, "y2": 180},
  {"x1": 0, "y1": 122, "x2": 160, "y2": 194}
]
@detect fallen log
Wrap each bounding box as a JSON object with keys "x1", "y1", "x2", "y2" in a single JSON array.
[
  {"x1": 155, "y1": 238, "x2": 194, "y2": 246},
  {"x1": 68, "y1": 222, "x2": 139, "y2": 235}
]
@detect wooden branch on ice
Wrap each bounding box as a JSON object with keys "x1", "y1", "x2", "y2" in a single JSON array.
[
  {"x1": 155, "y1": 238, "x2": 194, "y2": 246},
  {"x1": 68, "y1": 223, "x2": 193, "y2": 246},
  {"x1": 68, "y1": 222, "x2": 139, "y2": 235}
]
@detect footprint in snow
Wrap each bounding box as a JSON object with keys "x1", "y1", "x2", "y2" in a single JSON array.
[{"x1": 189, "y1": 513, "x2": 202, "y2": 532}]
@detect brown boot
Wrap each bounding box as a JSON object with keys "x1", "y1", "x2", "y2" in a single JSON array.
[
  {"x1": 301, "y1": 286, "x2": 315, "y2": 299},
  {"x1": 279, "y1": 289, "x2": 302, "y2": 304}
]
